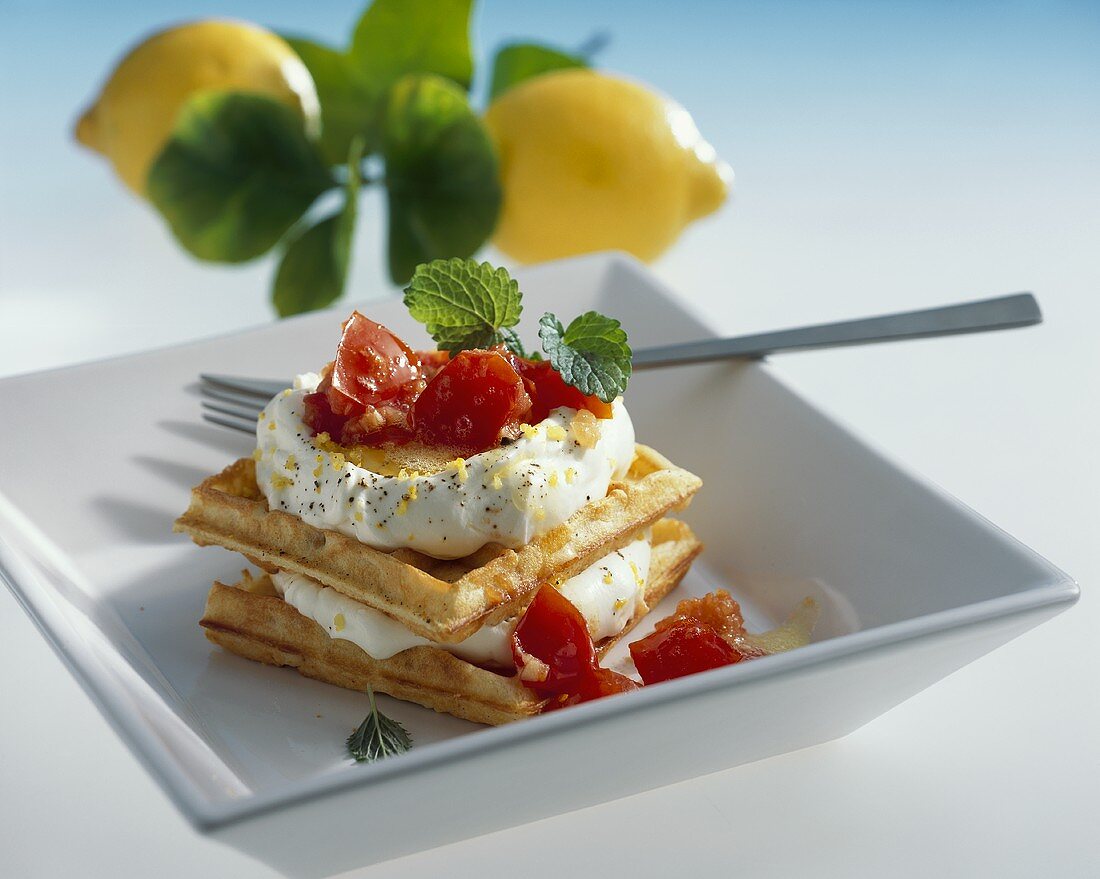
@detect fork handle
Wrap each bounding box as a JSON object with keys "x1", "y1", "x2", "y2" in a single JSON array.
[
  {"x1": 630, "y1": 292, "x2": 1041, "y2": 369},
  {"x1": 202, "y1": 292, "x2": 1042, "y2": 397}
]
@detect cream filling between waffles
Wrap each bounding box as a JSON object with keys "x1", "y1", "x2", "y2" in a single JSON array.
[
  {"x1": 254, "y1": 373, "x2": 636, "y2": 559},
  {"x1": 272, "y1": 536, "x2": 652, "y2": 665}
]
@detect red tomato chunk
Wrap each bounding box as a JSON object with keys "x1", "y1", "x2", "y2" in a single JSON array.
[
  {"x1": 629, "y1": 618, "x2": 744, "y2": 685},
  {"x1": 331, "y1": 311, "x2": 423, "y2": 410},
  {"x1": 512, "y1": 584, "x2": 638, "y2": 708},
  {"x1": 302, "y1": 313, "x2": 425, "y2": 444},
  {"x1": 512, "y1": 583, "x2": 596, "y2": 696},
  {"x1": 412, "y1": 350, "x2": 532, "y2": 453}
]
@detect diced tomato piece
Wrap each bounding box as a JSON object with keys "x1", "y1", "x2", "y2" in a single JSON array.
[
  {"x1": 514, "y1": 358, "x2": 613, "y2": 423},
  {"x1": 302, "y1": 313, "x2": 425, "y2": 442},
  {"x1": 412, "y1": 350, "x2": 532, "y2": 454},
  {"x1": 629, "y1": 618, "x2": 744, "y2": 685},
  {"x1": 330, "y1": 312, "x2": 423, "y2": 412},
  {"x1": 654, "y1": 589, "x2": 746, "y2": 643},
  {"x1": 512, "y1": 584, "x2": 596, "y2": 697},
  {"x1": 513, "y1": 584, "x2": 642, "y2": 710}
]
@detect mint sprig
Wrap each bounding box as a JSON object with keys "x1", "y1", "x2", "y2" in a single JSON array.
[
  {"x1": 539, "y1": 311, "x2": 632, "y2": 403},
  {"x1": 403, "y1": 258, "x2": 630, "y2": 401},
  {"x1": 346, "y1": 686, "x2": 413, "y2": 763},
  {"x1": 403, "y1": 258, "x2": 522, "y2": 354}
]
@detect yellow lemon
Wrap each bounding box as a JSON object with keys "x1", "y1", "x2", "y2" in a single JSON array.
[
  {"x1": 75, "y1": 19, "x2": 320, "y2": 195},
  {"x1": 484, "y1": 69, "x2": 732, "y2": 264}
]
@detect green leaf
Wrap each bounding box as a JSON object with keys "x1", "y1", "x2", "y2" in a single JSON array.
[
  {"x1": 497, "y1": 327, "x2": 528, "y2": 358},
  {"x1": 346, "y1": 687, "x2": 412, "y2": 763},
  {"x1": 383, "y1": 75, "x2": 501, "y2": 284},
  {"x1": 403, "y1": 257, "x2": 521, "y2": 354},
  {"x1": 283, "y1": 37, "x2": 378, "y2": 164},
  {"x1": 272, "y1": 139, "x2": 364, "y2": 317},
  {"x1": 488, "y1": 42, "x2": 587, "y2": 100},
  {"x1": 538, "y1": 311, "x2": 632, "y2": 403},
  {"x1": 147, "y1": 91, "x2": 334, "y2": 263},
  {"x1": 350, "y1": 0, "x2": 474, "y2": 92}
]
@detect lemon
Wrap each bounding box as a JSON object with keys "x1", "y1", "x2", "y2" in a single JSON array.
[
  {"x1": 484, "y1": 69, "x2": 732, "y2": 264},
  {"x1": 75, "y1": 19, "x2": 320, "y2": 195}
]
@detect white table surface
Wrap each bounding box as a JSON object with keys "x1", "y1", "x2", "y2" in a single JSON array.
[{"x1": 2, "y1": 1, "x2": 1098, "y2": 875}]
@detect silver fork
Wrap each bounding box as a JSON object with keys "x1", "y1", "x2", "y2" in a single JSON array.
[{"x1": 199, "y1": 292, "x2": 1041, "y2": 435}]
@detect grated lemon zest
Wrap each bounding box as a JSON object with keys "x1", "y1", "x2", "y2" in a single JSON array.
[{"x1": 546, "y1": 424, "x2": 567, "y2": 441}]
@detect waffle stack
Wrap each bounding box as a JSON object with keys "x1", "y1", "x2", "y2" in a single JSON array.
[{"x1": 176, "y1": 444, "x2": 703, "y2": 724}]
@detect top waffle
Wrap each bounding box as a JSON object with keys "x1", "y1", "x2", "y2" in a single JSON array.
[{"x1": 175, "y1": 443, "x2": 701, "y2": 643}]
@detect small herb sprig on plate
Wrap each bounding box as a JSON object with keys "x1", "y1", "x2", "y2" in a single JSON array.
[
  {"x1": 346, "y1": 686, "x2": 413, "y2": 763},
  {"x1": 403, "y1": 258, "x2": 632, "y2": 402}
]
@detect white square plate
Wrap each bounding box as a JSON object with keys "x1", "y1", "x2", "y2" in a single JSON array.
[{"x1": 0, "y1": 254, "x2": 1077, "y2": 875}]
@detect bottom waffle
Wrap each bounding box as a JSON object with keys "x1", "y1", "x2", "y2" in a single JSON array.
[{"x1": 201, "y1": 519, "x2": 703, "y2": 725}]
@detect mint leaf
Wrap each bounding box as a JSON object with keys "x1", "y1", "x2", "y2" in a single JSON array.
[
  {"x1": 404, "y1": 258, "x2": 521, "y2": 354},
  {"x1": 383, "y1": 75, "x2": 501, "y2": 284},
  {"x1": 498, "y1": 327, "x2": 528, "y2": 358},
  {"x1": 147, "y1": 91, "x2": 334, "y2": 263},
  {"x1": 346, "y1": 687, "x2": 412, "y2": 763},
  {"x1": 283, "y1": 37, "x2": 377, "y2": 164},
  {"x1": 350, "y1": 0, "x2": 474, "y2": 92},
  {"x1": 272, "y1": 139, "x2": 364, "y2": 317},
  {"x1": 539, "y1": 312, "x2": 632, "y2": 403},
  {"x1": 488, "y1": 43, "x2": 587, "y2": 100}
]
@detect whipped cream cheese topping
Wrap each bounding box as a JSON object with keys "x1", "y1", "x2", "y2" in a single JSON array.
[
  {"x1": 254, "y1": 373, "x2": 635, "y2": 559},
  {"x1": 272, "y1": 536, "x2": 652, "y2": 664}
]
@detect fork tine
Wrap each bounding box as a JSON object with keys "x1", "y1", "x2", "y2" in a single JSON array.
[
  {"x1": 202, "y1": 399, "x2": 264, "y2": 422},
  {"x1": 200, "y1": 384, "x2": 271, "y2": 412},
  {"x1": 201, "y1": 374, "x2": 288, "y2": 399},
  {"x1": 202, "y1": 412, "x2": 257, "y2": 435}
]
